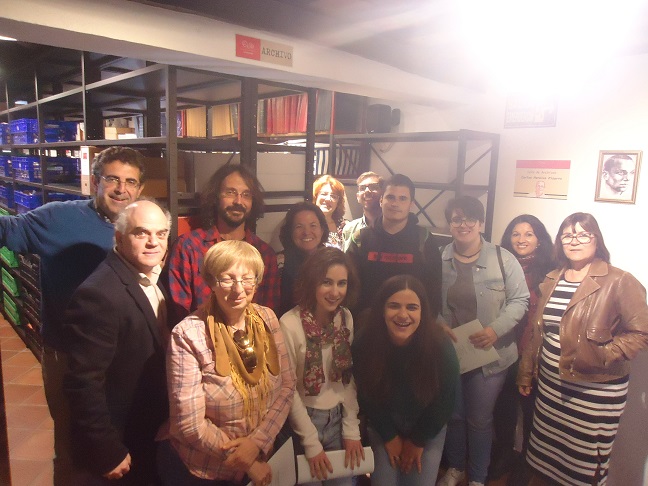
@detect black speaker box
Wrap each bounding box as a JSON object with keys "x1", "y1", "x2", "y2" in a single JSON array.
[{"x1": 366, "y1": 104, "x2": 394, "y2": 133}]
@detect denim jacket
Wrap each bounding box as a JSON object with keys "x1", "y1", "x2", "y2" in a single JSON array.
[{"x1": 441, "y1": 239, "x2": 529, "y2": 375}]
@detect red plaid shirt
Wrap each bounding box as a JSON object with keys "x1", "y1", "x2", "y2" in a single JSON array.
[{"x1": 166, "y1": 226, "x2": 280, "y2": 322}]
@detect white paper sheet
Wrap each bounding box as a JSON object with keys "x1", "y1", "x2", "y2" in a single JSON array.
[
  {"x1": 247, "y1": 437, "x2": 296, "y2": 486},
  {"x1": 296, "y1": 447, "x2": 374, "y2": 484},
  {"x1": 451, "y1": 319, "x2": 500, "y2": 374}
]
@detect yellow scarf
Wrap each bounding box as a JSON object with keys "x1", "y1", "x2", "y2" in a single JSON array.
[{"x1": 205, "y1": 297, "x2": 280, "y2": 429}]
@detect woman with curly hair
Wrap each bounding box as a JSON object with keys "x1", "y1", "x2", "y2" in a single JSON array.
[{"x1": 313, "y1": 175, "x2": 348, "y2": 249}]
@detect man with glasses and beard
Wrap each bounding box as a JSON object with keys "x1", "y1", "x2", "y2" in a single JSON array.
[
  {"x1": 166, "y1": 164, "x2": 279, "y2": 321},
  {"x1": 342, "y1": 171, "x2": 384, "y2": 251}
]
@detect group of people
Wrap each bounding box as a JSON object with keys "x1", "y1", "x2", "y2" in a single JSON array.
[{"x1": 0, "y1": 145, "x2": 646, "y2": 486}]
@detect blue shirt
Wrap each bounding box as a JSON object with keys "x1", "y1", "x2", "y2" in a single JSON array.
[{"x1": 0, "y1": 199, "x2": 115, "y2": 349}]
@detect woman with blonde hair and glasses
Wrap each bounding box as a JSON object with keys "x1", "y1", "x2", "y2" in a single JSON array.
[
  {"x1": 518, "y1": 212, "x2": 648, "y2": 485},
  {"x1": 158, "y1": 240, "x2": 295, "y2": 486},
  {"x1": 313, "y1": 175, "x2": 348, "y2": 249}
]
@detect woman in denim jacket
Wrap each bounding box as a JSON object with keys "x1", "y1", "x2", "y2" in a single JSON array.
[{"x1": 436, "y1": 196, "x2": 529, "y2": 486}]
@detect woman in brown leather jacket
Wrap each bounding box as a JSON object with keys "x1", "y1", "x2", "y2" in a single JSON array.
[{"x1": 517, "y1": 212, "x2": 648, "y2": 486}]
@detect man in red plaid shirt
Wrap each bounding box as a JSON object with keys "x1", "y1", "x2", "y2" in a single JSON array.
[{"x1": 166, "y1": 164, "x2": 280, "y2": 322}]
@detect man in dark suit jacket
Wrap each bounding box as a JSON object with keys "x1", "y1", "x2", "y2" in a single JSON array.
[{"x1": 63, "y1": 199, "x2": 171, "y2": 485}]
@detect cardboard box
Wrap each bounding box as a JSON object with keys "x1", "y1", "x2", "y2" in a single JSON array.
[
  {"x1": 141, "y1": 154, "x2": 187, "y2": 180},
  {"x1": 104, "y1": 127, "x2": 135, "y2": 139},
  {"x1": 80, "y1": 148, "x2": 188, "y2": 196},
  {"x1": 79, "y1": 146, "x2": 101, "y2": 195},
  {"x1": 141, "y1": 178, "x2": 187, "y2": 199}
]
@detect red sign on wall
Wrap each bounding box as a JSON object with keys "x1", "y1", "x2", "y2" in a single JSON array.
[
  {"x1": 235, "y1": 34, "x2": 293, "y2": 67},
  {"x1": 236, "y1": 35, "x2": 261, "y2": 61}
]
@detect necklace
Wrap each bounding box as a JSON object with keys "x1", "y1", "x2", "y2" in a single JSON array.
[
  {"x1": 454, "y1": 242, "x2": 482, "y2": 259},
  {"x1": 230, "y1": 324, "x2": 257, "y2": 371}
]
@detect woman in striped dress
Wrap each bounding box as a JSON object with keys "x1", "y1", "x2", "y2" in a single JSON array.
[{"x1": 517, "y1": 212, "x2": 648, "y2": 485}]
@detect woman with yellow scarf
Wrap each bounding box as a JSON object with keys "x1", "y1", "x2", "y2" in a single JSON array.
[{"x1": 158, "y1": 240, "x2": 296, "y2": 485}]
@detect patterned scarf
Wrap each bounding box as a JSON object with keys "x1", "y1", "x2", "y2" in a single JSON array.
[
  {"x1": 205, "y1": 297, "x2": 280, "y2": 429},
  {"x1": 300, "y1": 306, "x2": 352, "y2": 396}
]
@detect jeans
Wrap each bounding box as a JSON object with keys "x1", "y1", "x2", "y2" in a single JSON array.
[
  {"x1": 368, "y1": 426, "x2": 446, "y2": 486},
  {"x1": 493, "y1": 360, "x2": 520, "y2": 451},
  {"x1": 42, "y1": 346, "x2": 76, "y2": 486},
  {"x1": 300, "y1": 405, "x2": 352, "y2": 486},
  {"x1": 444, "y1": 367, "x2": 508, "y2": 483}
]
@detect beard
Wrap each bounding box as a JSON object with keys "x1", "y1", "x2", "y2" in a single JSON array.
[{"x1": 218, "y1": 204, "x2": 249, "y2": 228}]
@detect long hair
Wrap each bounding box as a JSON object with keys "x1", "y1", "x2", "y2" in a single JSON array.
[
  {"x1": 279, "y1": 201, "x2": 328, "y2": 252},
  {"x1": 353, "y1": 275, "x2": 446, "y2": 406},
  {"x1": 200, "y1": 164, "x2": 264, "y2": 229},
  {"x1": 553, "y1": 212, "x2": 610, "y2": 268},
  {"x1": 294, "y1": 247, "x2": 359, "y2": 312},
  {"x1": 312, "y1": 175, "x2": 347, "y2": 224},
  {"x1": 500, "y1": 214, "x2": 554, "y2": 292}
]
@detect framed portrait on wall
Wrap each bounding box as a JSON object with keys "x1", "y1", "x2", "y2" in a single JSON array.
[{"x1": 595, "y1": 150, "x2": 642, "y2": 204}]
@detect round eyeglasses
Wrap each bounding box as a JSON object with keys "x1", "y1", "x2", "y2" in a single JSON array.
[
  {"x1": 560, "y1": 232, "x2": 594, "y2": 245},
  {"x1": 450, "y1": 217, "x2": 478, "y2": 228},
  {"x1": 216, "y1": 277, "x2": 257, "y2": 290}
]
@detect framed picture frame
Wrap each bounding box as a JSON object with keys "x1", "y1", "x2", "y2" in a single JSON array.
[{"x1": 595, "y1": 150, "x2": 642, "y2": 204}]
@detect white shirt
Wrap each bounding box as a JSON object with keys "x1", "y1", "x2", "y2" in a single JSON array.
[{"x1": 280, "y1": 306, "x2": 360, "y2": 457}]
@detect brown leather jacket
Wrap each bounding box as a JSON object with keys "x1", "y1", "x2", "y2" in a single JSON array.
[{"x1": 518, "y1": 259, "x2": 648, "y2": 385}]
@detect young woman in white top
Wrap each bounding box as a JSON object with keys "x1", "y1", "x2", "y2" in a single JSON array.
[{"x1": 280, "y1": 247, "x2": 364, "y2": 485}]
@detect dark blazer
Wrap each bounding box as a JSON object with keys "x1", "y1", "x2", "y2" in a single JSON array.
[{"x1": 63, "y1": 251, "x2": 170, "y2": 483}]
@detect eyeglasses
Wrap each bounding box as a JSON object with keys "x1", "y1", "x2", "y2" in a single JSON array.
[
  {"x1": 358, "y1": 183, "x2": 381, "y2": 193},
  {"x1": 450, "y1": 217, "x2": 478, "y2": 228},
  {"x1": 221, "y1": 189, "x2": 253, "y2": 201},
  {"x1": 216, "y1": 277, "x2": 257, "y2": 290},
  {"x1": 318, "y1": 191, "x2": 340, "y2": 202},
  {"x1": 561, "y1": 232, "x2": 594, "y2": 245},
  {"x1": 100, "y1": 175, "x2": 140, "y2": 189},
  {"x1": 232, "y1": 329, "x2": 257, "y2": 371}
]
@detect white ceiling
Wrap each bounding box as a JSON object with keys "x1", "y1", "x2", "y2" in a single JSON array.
[{"x1": 2, "y1": 0, "x2": 648, "y2": 106}]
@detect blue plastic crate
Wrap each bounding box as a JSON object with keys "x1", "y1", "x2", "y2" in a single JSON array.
[
  {"x1": 43, "y1": 121, "x2": 78, "y2": 142},
  {"x1": 12, "y1": 132, "x2": 39, "y2": 144},
  {"x1": 0, "y1": 124, "x2": 8, "y2": 145},
  {"x1": 43, "y1": 157, "x2": 80, "y2": 183},
  {"x1": 0, "y1": 184, "x2": 14, "y2": 208},
  {"x1": 13, "y1": 155, "x2": 40, "y2": 182},
  {"x1": 9, "y1": 119, "x2": 38, "y2": 134},
  {"x1": 0, "y1": 156, "x2": 10, "y2": 177},
  {"x1": 14, "y1": 189, "x2": 42, "y2": 214}
]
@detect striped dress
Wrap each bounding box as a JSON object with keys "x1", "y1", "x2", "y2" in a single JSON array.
[{"x1": 526, "y1": 279, "x2": 629, "y2": 486}]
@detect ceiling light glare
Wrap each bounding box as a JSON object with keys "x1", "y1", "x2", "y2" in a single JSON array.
[{"x1": 454, "y1": 0, "x2": 644, "y2": 94}]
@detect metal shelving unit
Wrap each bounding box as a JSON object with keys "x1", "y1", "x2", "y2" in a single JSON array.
[{"x1": 330, "y1": 129, "x2": 500, "y2": 241}]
